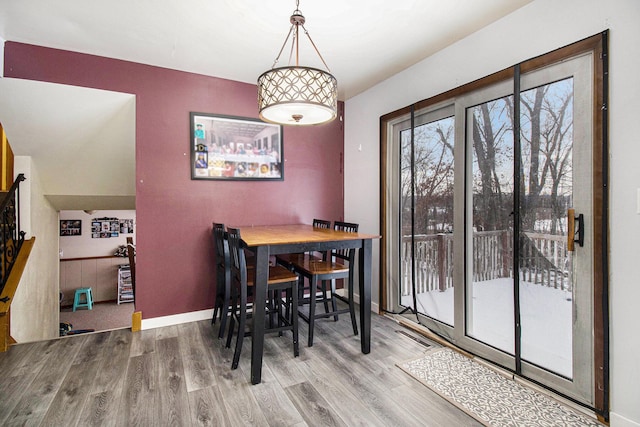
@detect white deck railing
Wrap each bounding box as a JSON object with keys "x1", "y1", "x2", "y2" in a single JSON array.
[{"x1": 400, "y1": 230, "x2": 571, "y2": 296}]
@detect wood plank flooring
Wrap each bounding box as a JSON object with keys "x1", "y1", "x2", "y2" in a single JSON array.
[{"x1": 0, "y1": 308, "x2": 482, "y2": 426}]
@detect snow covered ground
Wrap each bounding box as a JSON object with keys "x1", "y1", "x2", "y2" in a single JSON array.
[{"x1": 402, "y1": 278, "x2": 573, "y2": 378}]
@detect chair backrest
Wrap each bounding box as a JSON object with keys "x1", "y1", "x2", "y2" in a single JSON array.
[
  {"x1": 313, "y1": 218, "x2": 331, "y2": 229},
  {"x1": 333, "y1": 221, "x2": 359, "y2": 262},
  {"x1": 212, "y1": 222, "x2": 230, "y2": 299},
  {"x1": 212, "y1": 222, "x2": 229, "y2": 267},
  {"x1": 310, "y1": 219, "x2": 332, "y2": 258},
  {"x1": 334, "y1": 221, "x2": 358, "y2": 233},
  {"x1": 226, "y1": 227, "x2": 247, "y2": 287},
  {"x1": 126, "y1": 237, "x2": 136, "y2": 297}
]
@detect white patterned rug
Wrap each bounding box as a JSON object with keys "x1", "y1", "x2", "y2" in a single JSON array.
[{"x1": 398, "y1": 348, "x2": 602, "y2": 427}]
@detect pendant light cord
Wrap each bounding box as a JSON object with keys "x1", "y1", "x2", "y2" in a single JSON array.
[{"x1": 269, "y1": 0, "x2": 332, "y2": 72}]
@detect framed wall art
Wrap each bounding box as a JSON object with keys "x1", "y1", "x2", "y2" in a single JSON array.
[
  {"x1": 60, "y1": 220, "x2": 82, "y2": 236},
  {"x1": 190, "y1": 112, "x2": 283, "y2": 181}
]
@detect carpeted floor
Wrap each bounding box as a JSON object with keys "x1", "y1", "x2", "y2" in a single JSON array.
[
  {"x1": 398, "y1": 347, "x2": 603, "y2": 427},
  {"x1": 59, "y1": 301, "x2": 134, "y2": 334}
]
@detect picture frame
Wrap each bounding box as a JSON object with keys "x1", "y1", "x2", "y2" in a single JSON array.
[
  {"x1": 91, "y1": 217, "x2": 120, "y2": 238},
  {"x1": 119, "y1": 219, "x2": 134, "y2": 234},
  {"x1": 190, "y1": 112, "x2": 283, "y2": 181},
  {"x1": 60, "y1": 220, "x2": 82, "y2": 236}
]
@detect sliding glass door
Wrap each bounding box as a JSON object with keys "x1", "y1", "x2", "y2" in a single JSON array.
[{"x1": 388, "y1": 52, "x2": 598, "y2": 405}]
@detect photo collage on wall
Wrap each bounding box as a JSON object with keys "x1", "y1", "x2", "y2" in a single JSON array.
[{"x1": 91, "y1": 217, "x2": 135, "y2": 238}]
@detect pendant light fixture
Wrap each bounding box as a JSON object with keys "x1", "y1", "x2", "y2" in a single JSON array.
[{"x1": 257, "y1": 0, "x2": 337, "y2": 126}]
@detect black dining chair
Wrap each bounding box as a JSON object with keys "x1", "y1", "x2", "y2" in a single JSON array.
[
  {"x1": 126, "y1": 237, "x2": 136, "y2": 305},
  {"x1": 225, "y1": 226, "x2": 300, "y2": 370},
  {"x1": 276, "y1": 218, "x2": 331, "y2": 268},
  {"x1": 211, "y1": 222, "x2": 231, "y2": 339},
  {"x1": 275, "y1": 218, "x2": 331, "y2": 303},
  {"x1": 288, "y1": 221, "x2": 359, "y2": 347}
]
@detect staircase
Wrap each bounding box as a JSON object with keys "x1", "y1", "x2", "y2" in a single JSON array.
[{"x1": 1, "y1": 123, "x2": 35, "y2": 352}]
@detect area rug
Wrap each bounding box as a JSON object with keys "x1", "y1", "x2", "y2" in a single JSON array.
[{"x1": 398, "y1": 348, "x2": 602, "y2": 427}]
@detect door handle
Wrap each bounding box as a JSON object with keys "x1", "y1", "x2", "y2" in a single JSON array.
[{"x1": 567, "y1": 208, "x2": 584, "y2": 251}]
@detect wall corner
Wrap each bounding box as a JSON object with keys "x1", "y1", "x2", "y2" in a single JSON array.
[{"x1": 0, "y1": 37, "x2": 5, "y2": 78}]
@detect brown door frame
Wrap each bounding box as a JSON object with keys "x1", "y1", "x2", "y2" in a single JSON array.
[{"x1": 379, "y1": 32, "x2": 609, "y2": 421}]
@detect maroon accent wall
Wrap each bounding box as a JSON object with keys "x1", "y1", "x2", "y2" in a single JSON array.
[{"x1": 4, "y1": 42, "x2": 344, "y2": 319}]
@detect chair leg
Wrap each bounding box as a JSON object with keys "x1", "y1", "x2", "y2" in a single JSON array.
[
  {"x1": 277, "y1": 290, "x2": 285, "y2": 336},
  {"x1": 268, "y1": 290, "x2": 280, "y2": 334},
  {"x1": 225, "y1": 292, "x2": 238, "y2": 349},
  {"x1": 307, "y1": 276, "x2": 318, "y2": 347},
  {"x1": 275, "y1": 288, "x2": 283, "y2": 335},
  {"x1": 321, "y1": 281, "x2": 331, "y2": 315},
  {"x1": 73, "y1": 290, "x2": 80, "y2": 312},
  {"x1": 211, "y1": 304, "x2": 219, "y2": 325},
  {"x1": 291, "y1": 285, "x2": 299, "y2": 357},
  {"x1": 212, "y1": 267, "x2": 225, "y2": 325},
  {"x1": 284, "y1": 287, "x2": 291, "y2": 321},
  {"x1": 348, "y1": 278, "x2": 358, "y2": 336},
  {"x1": 218, "y1": 298, "x2": 229, "y2": 339},
  {"x1": 218, "y1": 269, "x2": 231, "y2": 339},
  {"x1": 329, "y1": 279, "x2": 339, "y2": 322},
  {"x1": 298, "y1": 277, "x2": 306, "y2": 306},
  {"x1": 270, "y1": 289, "x2": 283, "y2": 337},
  {"x1": 231, "y1": 289, "x2": 247, "y2": 370}
]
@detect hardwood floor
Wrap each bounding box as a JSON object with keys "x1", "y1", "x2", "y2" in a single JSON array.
[{"x1": 0, "y1": 308, "x2": 482, "y2": 426}]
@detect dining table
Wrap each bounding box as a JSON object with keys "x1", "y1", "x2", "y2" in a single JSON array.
[{"x1": 234, "y1": 223, "x2": 380, "y2": 384}]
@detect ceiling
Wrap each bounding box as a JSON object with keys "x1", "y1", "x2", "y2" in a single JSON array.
[{"x1": 0, "y1": 0, "x2": 532, "y2": 211}]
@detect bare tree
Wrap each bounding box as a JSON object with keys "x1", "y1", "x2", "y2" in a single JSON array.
[
  {"x1": 520, "y1": 79, "x2": 573, "y2": 234},
  {"x1": 471, "y1": 99, "x2": 514, "y2": 232},
  {"x1": 400, "y1": 117, "x2": 455, "y2": 235},
  {"x1": 414, "y1": 120, "x2": 454, "y2": 234}
]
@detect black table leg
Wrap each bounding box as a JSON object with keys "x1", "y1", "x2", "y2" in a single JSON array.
[
  {"x1": 359, "y1": 238, "x2": 372, "y2": 354},
  {"x1": 251, "y1": 245, "x2": 269, "y2": 384}
]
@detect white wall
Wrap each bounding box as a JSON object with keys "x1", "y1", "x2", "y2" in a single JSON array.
[
  {"x1": 11, "y1": 156, "x2": 60, "y2": 342},
  {"x1": 0, "y1": 37, "x2": 4, "y2": 78},
  {"x1": 59, "y1": 210, "x2": 136, "y2": 259},
  {"x1": 344, "y1": 0, "x2": 640, "y2": 426}
]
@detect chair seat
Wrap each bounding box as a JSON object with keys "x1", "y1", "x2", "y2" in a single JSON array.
[
  {"x1": 289, "y1": 220, "x2": 359, "y2": 347},
  {"x1": 289, "y1": 253, "x2": 349, "y2": 276},
  {"x1": 275, "y1": 253, "x2": 299, "y2": 268},
  {"x1": 275, "y1": 219, "x2": 331, "y2": 270},
  {"x1": 276, "y1": 252, "x2": 323, "y2": 268},
  {"x1": 246, "y1": 264, "x2": 298, "y2": 286}
]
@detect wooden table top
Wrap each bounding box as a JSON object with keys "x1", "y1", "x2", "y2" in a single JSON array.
[{"x1": 232, "y1": 224, "x2": 380, "y2": 247}]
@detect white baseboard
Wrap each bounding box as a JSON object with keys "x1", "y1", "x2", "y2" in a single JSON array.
[
  {"x1": 611, "y1": 412, "x2": 640, "y2": 427},
  {"x1": 140, "y1": 292, "x2": 380, "y2": 331},
  {"x1": 141, "y1": 308, "x2": 214, "y2": 330}
]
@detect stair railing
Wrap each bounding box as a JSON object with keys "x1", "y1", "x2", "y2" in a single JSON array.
[{"x1": 1, "y1": 174, "x2": 26, "y2": 298}]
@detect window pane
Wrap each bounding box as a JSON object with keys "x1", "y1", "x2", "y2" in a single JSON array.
[
  {"x1": 400, "y1": 116, "x2": 455, "y2": 326},
  {"x1": 467, "y1": 96, "x2": 515, "y2": 354},
  {"x1": 519, "y1": 78, "x2": 574, "y2": 378}
]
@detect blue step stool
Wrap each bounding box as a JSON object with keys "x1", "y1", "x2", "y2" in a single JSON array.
[{"x1": 73, "y1": 287, "x2": 93, "y2": 311}]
